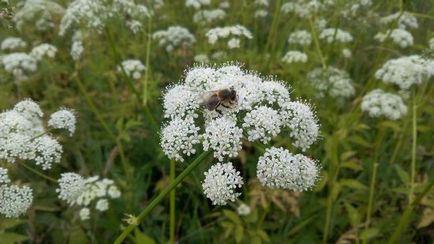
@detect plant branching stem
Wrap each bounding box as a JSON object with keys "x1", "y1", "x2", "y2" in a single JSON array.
[
  {"x1": 114, "y1": 151, "x2": 211, "y2": 244},
  {"x1": 169, "y1": 159, "x2": 176, "y2": 244}
]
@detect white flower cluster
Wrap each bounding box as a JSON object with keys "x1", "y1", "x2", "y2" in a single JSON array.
[
  {"x1": 374, "y1": 29, "x2": 413, "y2": 48},
  {"x1": 254, "y1": 0, "x2": 269, "y2": 18},
  {"x1": 70, "y1": 31, "x2": 84, "y2": 61},
  {"x1": 375, "y1": 55, "x2": 434, "y2": 90},
  {"x1": 0, "y1": 99, "x2": 75, "y2": 170},
  {"x1": 48, "y1": 109, "x2": 77, "y2": 136},
  {"x1": 340, "y1": 0, "x2": 372, "y2": 18},
  {"x1": 193, "y1": 9, "x2": 226, "y2": 24},
  {"x1": 257, "y1": 147, "x2": 319, "y2": 191},
  {"x1": 1, "y1": 37, "x2": 27, "y2": 51},
  {"x1": 319, "y1": 28, "x2": 353, "y2": 43},
  {"x1": 281, "y1": 0, "x2": 331, "y2": 18},
  {"x1": 161, "y1": 116, "x2": 200, "y2": 162},
  {"x1": 282, "y1": 51, "x2": 308, "y2": 64},
  {"x1": 202, "y1": 162, "x2": 243, "y2": 205},
  {"x1": 0, "y1": 168, "x2": 10, "y2": 184},
  {"x1": 307, "y1": 67, "x2": 355, "y2": 98},
  {"x1": 13, "y1": 0, "x2": 65, "y2": 31},
  {"x1": 30, "y1": 43, "x2": 57, "y2": 61},
  {"x1": 59, "y1": 0, "x2": 149, "y2": 36},
  {"x1": 288, "y1": 30, "x2": 312, "y2": 46},
  {"x1": 361, "y1": 89, "x2": 407, "y2": 120},
  {"x1": 381, "y1": 12, "x2": 418, "y2": 30},
  {"x1": 185, "y1": 0, "x2": 210, "y2": 9},
  {"x1": 57, "y1": 173, "x2": 121, "y2": 220},
  {"x1": 0, "y1": 183, "x2": 33, "y2": 218},
  {"x1": 161, "y1": 64, "x2": 320, "y2": 205},
  {"x1": 206, "y1": 25, "x2": 252, "y2": 49},
  {"x1": 237, "y1": 203, "x2": 251, "y2": 215},
  {"x1": 0, "y1": 53, "x2": 37, "y2": 81},
  {"x1": 117, "y1": 59, "x2": 146, "y2": 80},
  {"x1": 153, "y1": 26, "x2": 196, "y2": 52}
]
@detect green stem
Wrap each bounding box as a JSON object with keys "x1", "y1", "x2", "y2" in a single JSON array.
[
  {"x1": 114, "y1": 151, "x2": 211, "y2": 244},
  {"x1": 409, "y1": 96, "x2": 417, "y2": 204},
  {"x1": 143, "y1": 15, "x2": 153, "y2": 106},
  {"x1": 388, "y1": 180, "x2": 434, "y2": 244},
  {"x1": 308, "y1": 17, "x2": 327, "y2": 69},
  {"x1": 264, "y1": 0, "x2": 282, "y2": 54},
  {"x1": 169, "y1": 159, "x2": 176, "y2": 244},
  {"x1": 17, "y1": 161, "x2": 57, "y2": 183}
]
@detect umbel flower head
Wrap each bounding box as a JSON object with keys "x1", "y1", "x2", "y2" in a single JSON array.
[
  {"x1": 361, "y1": 89, "x2": 407, "y2": 120},
  {"x1": 160, "y1": 64, "x2": 321, "y2": 205},
  {"x1": 57, "y1": 173, "x2": 121, "y2": 220}
]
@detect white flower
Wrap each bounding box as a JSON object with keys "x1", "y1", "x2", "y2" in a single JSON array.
[
  {"x1": 13, "y1": 0, "x2": 65, "y2": 31},
  {"x1": 117, "y1": 59, "x2": 146, "y2": 80},
  {"x1": 193, "y1": 9, "x2": 226, "y2": 24},
  {"x1": 71, "y1": 31, "x2": 84, "y2": 61},
  {"x1": 202, "y1": 162, "x2": 243, "y2": 205},
  {"x1": 95, "y1": 199, "x2": 109, "y2": 211},
  {"x1": 381, "y1": 12, "x2": 418, "y2": 30},
  {"x1": 281, "y1": 0, "x2": 328, "y2": 18},
  {"x1": 288, "y1": 30, "x2": 312, "y2": 46},
  {"x1": 57, "y1": 173, "x2": 86, "y2": 205},
  {"x1": 59, "y1": 0, "x2": 149, "y2": 35},
  {"x1": 375, "y1": 29, "x2": 413, "y2": 48},
  {"x1": 108, "y1": 185, "x2": 121, "y2": 198},
  {"x1": 206, "y1": 25, "x2": 252, "y2": 48},
  {"x1": 185, "y1": 0, "x2": 210, "y2": 9},
  {"x1": 282, "y1": 51, "x2": 308, "y2": 64},
  {"x1": 227, "y1": 38, "x2": 240, "y2": 49},
  {"x1": 13, "y1": 99, "x2": 43, "y2": 119},
  {"x1": 30, "y1": 43, "x2": 57, "y2": 61},
  {"x1": 361, "y1": 89, "x2": 407, "y2": 120},
  {"x1": 281, "y1": 101, "x2": 320, "y2": 151},
  {"x1": 0, "y1": 167, "x2": 10, "y2": 184},
  {"x1": 375, "y1": 55, "x2": 434, "y2": 90},
  {"x1": 153, "y1": 26, "x2": 196, "y2": 52},
  {"x1": 342, "y1": 48, "x2": 352, "y2": 58},
  {"x1": 79, "y1": 207, "x2": 90, "y2": 220},
  {"x1": 1, "y1": 37, "x2": 27, "y2": 51},
  {"x1": 257, "y1": 147, "x2": 319, "y2": 191},
  {"x1": 242, "y1": 106, "x2": 283, "y2": 143},
  {"x1": 1, "y1": 53, "x2": 37, "y2": 81},
  {"x1": 203, "y1": 116, "x2": 243, "y2": 161},
  {"x1": 163, "y1": 85, "x2": 200, "y2": 119},
  {"x1": 160, "y1": 116, "x2": 200, "y2": 162},
  {"x1": 31, "y1": 135, "x2": 63, "y2": 170},
  {"x1": 48, "y1": 109, "x2": 77, "y2": 136},
  {"x1": 0, "y1": 184, "x2": 33, "y2": 218},
  {"x1": 236, "y1": 203, "x2": 251, "y2": 216},
  {"x1": 307, "y1": 67, "x2": 355, "y2": 98},
  {"x1": 194, "y1": 54, "x2": 209, "y2": 63},
  {"x1": 255, "y1": 10, "x2": 268, "y2": 18},
  {"x1": 319, "y1": 28, "x2": 353, "y2": 43},
  {"x1": 430, "y1": 37, "x2": 434, "y2": 50}
]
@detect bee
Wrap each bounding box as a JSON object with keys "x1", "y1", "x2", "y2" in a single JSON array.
[{"x1": 201, "y1": 88, "x2": 237, "y2": 111}]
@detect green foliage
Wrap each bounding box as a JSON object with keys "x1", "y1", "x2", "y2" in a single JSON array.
[{"x1": 1, "y1": 0, "x2": 434, "y2": 243}]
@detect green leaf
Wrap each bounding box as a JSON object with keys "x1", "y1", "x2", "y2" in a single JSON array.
[
  {"x1": 0, "y1": 219, "x2": 26, "y2": 230},
  {"x1": 234, "y1": 225, "x2": 244, "y2": 243},
  {"x1": 359, "y1": 228, "x2": 379, "y2": 240},
  {"x1": 340, "y1": 179, "x2": 368, "y2": 190},
  {"x1": 0, "y1": 232, "x2": 29, "y2": 244},
  {"x1": 68, "y1": 227, "x2": 88, "y2": 244},
  {"x1": 341, "y1": 161, "x2": 363, "y2": 172},
  {"x1": 223, "y1": 210, "x2": 242, "y2": 225},
  {"x1": 344, "y1": 202, "x2": 361, "y2": 227},
  {"x1": 256, "y1": 230, "x2": 270, "y2": 241},
  {"x1": 394, "y1": 165, "x2": 410, "y2": 184},
  {"x1": 134, "y1": 229, "x2": 155, "y2": 244}
]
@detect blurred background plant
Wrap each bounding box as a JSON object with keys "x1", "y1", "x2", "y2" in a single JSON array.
[{"x1": 0, "y1": 0, "x2": 434, "y2": 243}]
